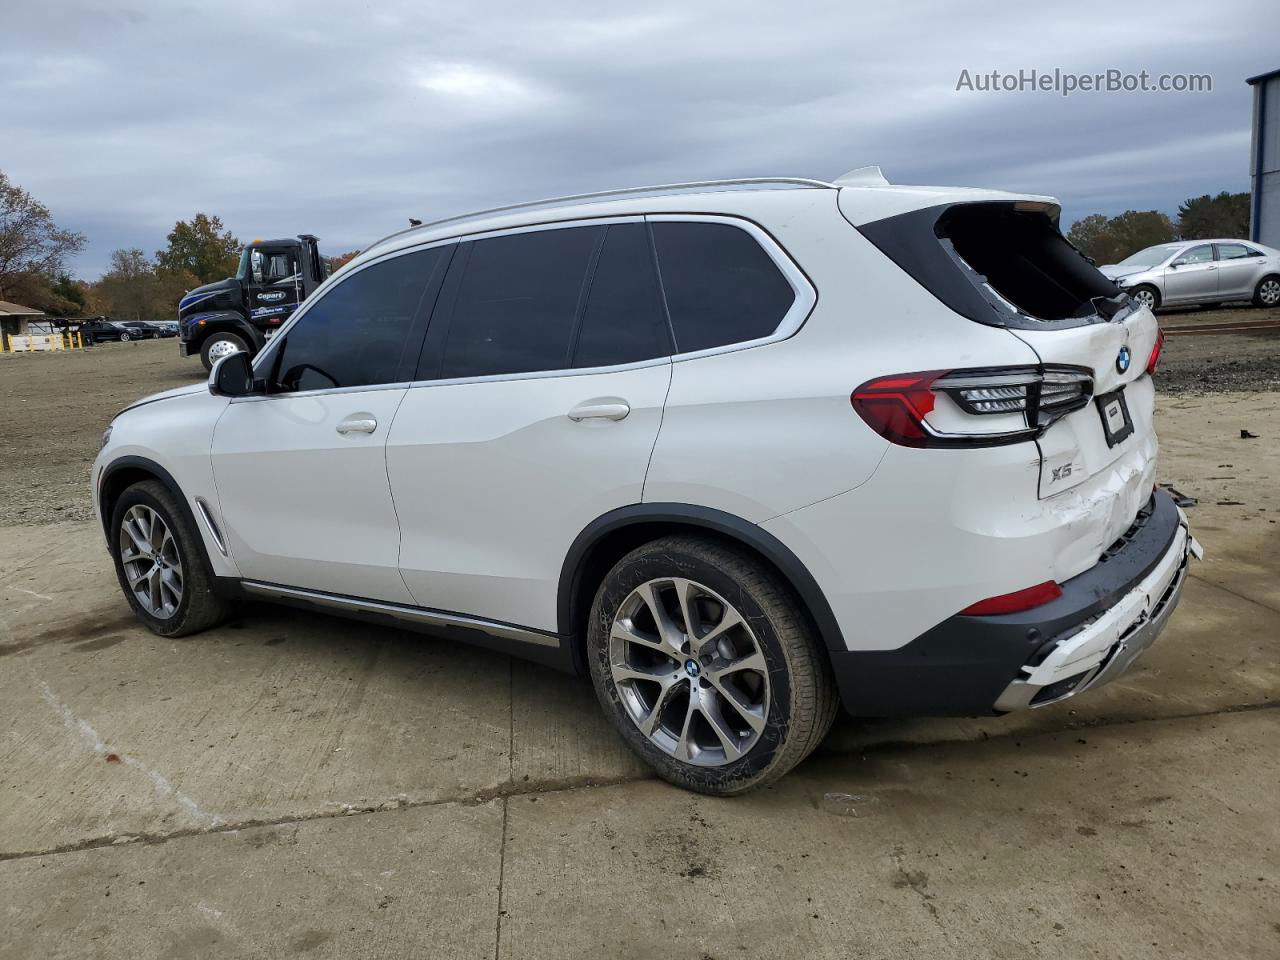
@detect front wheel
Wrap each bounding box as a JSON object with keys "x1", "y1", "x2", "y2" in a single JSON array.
[
  {"x1": 110, "y1": 480, "x2": 233, "y2": 637},
  {"x1": 587, "y1": 535, "x2": 838, "y2": 795},
  {"x1": 120, "y1": 331, "x2": 132, "y2": 342},
  {"x1": 1129, "y1": 285, "x2": 1160, "y2": 311},
  {"x1": 1254, "y1": 276, "x2": 1280, "y2": 308},
  {"x1": 199, "y1": 332, "x2": 250, "y2": 372}
]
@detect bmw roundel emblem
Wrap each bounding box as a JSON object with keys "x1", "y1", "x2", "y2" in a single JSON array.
[{"x1": 1116, "y1": 345, "x2": 1131, "y2": 374}]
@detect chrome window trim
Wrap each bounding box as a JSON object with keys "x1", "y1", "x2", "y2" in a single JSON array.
[
  {"x1": 453, "y1": 214, "x2": 645, "y2": 244},
  {"x1": 254, "y1": 212, "x2": 816, "y2": 396},
  {"x1": 227, "y1": 381, "x2": 413, "y2": 403},
  {"x1": 409, "y1": 355, "x2": 670, "y2": 390},
  {"x1": 406, "y1": 213, "x2": 815, "y2": 389},
  {"x1": 646, "y1": 213, "x2": 817, "y2": 364}
]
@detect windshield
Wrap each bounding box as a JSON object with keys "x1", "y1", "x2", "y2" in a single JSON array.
[{"x1": 1118, "y1": 244, "x2": 1182, "y2": 267}]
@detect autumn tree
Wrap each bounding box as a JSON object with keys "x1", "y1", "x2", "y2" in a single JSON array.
[
  {"x1": 155, "y1": 213, "x2": 240, "y2": 285},
  {"x1": 0, "y1": 170, "x2": 86, "y2": 302},
  {"x1": 1067, "y1": 210, "x2": 1176, "y2": 265},
  {"x1": 1177, "y1": 192, "x2": 1250, "y2": 240},
  {"x1": 328, "y1": 250, "x2": 361, "y2": 273}
]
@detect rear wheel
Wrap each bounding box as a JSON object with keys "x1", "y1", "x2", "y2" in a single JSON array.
[
  {"x1": 200, "y1": 332, "x2": 250, "y2": 372},
  {"x1": 1129, "y1": 285, "x2": 1160, "y2": 311},
  {"x1": 110, "y1": 480, "x2": 233, "y2": 637},
  {"x1": 1254, "y1": 276, "x2": 1280, "y2": 308},
  {"x1": 587, "y1": 535, "x2": 838, "y2": 795}
]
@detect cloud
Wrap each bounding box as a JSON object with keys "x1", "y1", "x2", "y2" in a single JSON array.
[{"x1": 0, "y1": 0, "x2": 1272, "y2": 278}]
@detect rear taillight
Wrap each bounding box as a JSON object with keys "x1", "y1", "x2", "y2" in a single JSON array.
[
  {"x1": 852, "y1": 366, "x2": 1092, "y2": 448},
  {"x1": 960, "y1": 580, "x2": 1062, "y2": 616},
  {"x1": 1146, "y1": 328, "x2": 1164, "y2": 375}
]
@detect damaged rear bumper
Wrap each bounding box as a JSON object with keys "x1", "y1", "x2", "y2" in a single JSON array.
[{"x1": 831, "y1": 489, "x2": 1199, "y2": 716}]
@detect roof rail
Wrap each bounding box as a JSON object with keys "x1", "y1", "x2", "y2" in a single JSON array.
[{"x1": 365, "y1": 176, "x2": 836, "y2": 254}]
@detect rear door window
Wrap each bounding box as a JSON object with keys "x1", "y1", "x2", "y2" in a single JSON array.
[
  {"x1": 269, "y1": 246, "x2": 449, "y2": 393},
  {"x1": 437, "y1": 226, "x2": 602, "y2": 379},
  {"x1": 572, "y1": 223, "x2": 672, "y2": 368},
  {"x1": 651, "y1": 221, "x2": 796, "y2": 353},
  {"x1": 1216, "y1": 243, "x2": 1253, "y2": 260}
]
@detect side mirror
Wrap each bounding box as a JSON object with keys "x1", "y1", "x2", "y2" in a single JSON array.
[
  {"x1": 209, "y1": 351, "x2": 259, "y2": 397},
  {"x1": 1168, "y1": 261, "x2": 1181, "y2": 269},
  {"x1": 250, "y1": 249, "x2": 265, "y2": 284}
]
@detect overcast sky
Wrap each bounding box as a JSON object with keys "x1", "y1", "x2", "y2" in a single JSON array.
[{"x1": 2, "y1": 0, "x2": 1275, "y2": 278}]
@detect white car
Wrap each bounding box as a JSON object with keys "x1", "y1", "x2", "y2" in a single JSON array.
[{"x1": 93, "y1": 168, "x2": 1199, "y2": 795}]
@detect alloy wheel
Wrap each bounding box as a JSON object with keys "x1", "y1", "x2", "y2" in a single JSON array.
[
  {"x1": 1261, "y1": 279, "x2": 1280, "y2": 307},
  {"x1": 119, "y1": 505, "x2": 183, "y2": 618},
  {"x1": 609, "y1": 577, "x2": 770, "y2": 766},
  {"x1": 1133, "y1": 288, "x2": 1157, "y2": 309}
]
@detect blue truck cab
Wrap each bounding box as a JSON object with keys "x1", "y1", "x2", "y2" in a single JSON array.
[{"x1": 178, "y1": 234, "x2": 328, "y2": 370}]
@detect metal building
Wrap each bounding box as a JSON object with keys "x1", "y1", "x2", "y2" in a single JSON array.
[{"x1": 1248, "y1": 68, "x2": 1280, "y2": 247}]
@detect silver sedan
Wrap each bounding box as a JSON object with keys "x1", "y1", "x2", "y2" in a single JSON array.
[{"x1": 1099, "y1": 239, "x2": 1280, "y2": 311}]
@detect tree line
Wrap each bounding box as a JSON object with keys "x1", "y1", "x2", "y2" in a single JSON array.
[
  {"x1": 1066, "y1": 191, "x2": 1250, "y2": 265},
  {"x1": 1, "y1": 170, "x2": 362, "y2": 324}
]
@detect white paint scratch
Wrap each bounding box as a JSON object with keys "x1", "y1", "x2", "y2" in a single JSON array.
[
  {"x1": 13, "y1": 587, "x2": 53, "y2": 601},
  {"x1": 38, "y1": 681, "x2": 224, "y2": 826}
]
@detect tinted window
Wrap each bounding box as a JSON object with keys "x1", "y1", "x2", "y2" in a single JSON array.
[
  {"x1": 439, "y1": 227, "x2": 601, "y2": 379},
  {"x1": 270, "y1": 247, "x2": 447, "y2": 392},
  {"x1": 573, "y1": 223, "x2": 671, "y2": 368},
  {"x1": 652, "y1": 221, "x2": 795, "y2": 353}
]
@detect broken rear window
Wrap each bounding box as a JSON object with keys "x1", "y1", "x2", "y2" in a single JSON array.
[{"x1": 858, "y1": 201, "x2": 1127, "y2": 329}]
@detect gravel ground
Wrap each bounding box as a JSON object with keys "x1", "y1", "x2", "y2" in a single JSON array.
[
  {"x1": 1, "y1": 308, "x2": 1276, "y2": 525},
  {"x1": 1154, "y1": 303, "x2": 1280, "y2": 394},
  {"x1": 0, "y1": 340, "x2": 204, "y2": 525}
]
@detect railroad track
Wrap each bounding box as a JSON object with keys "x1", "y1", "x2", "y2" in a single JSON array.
[{"x1": 1162, "y1": 317, "x2": 1280, "y2": 337}]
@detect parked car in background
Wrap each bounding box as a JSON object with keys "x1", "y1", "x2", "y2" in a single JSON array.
[
  {"x1": 118, "y1": 321, "x2": 162, "y2": 340},
  {"x1": 94, "y1": 171, "x2": 1199, "y2": 795},
  {"x1": 1100, "y1": 240, "x2": 1280, "y2": 311},
  {"x1": 78, "y1": 319, "x2": 127, "y2": 344},
  {"x1": 157, "y1": 322, "x2": 179, "y2": 338}
]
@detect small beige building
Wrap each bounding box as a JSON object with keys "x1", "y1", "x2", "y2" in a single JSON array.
[{"x1": 0, "y1": 300, "x2": 46, "y2": 350}]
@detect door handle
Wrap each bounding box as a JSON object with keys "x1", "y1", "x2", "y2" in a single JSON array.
[
  {"x1": 336, "y1": 415, "x2": 378, "y2": 434},
  {"x1": 568, "y1": 399, "x2": 630, "y2": 422}
]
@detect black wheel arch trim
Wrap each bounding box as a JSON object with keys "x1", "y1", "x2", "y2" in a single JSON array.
[
  {"x1": 99, "y1": 456, "x2": 200, "y2": 546},
  {"x1": 557, "y1": 502, "x2": 848, "y2": 653}
]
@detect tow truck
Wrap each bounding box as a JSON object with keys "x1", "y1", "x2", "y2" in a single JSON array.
[{"x1": 178, "y1": 235, "x2": 328, "y2": 370}]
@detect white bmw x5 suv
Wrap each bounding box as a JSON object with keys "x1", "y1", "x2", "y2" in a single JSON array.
[{"x1": 94, "y1": 168, "x2": 1200, "y2": 795}]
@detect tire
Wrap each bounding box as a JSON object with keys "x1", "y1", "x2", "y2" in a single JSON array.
[
  {"x1": 199, "y1": 331, "x2": 250, "y2": 372},
  {"x1": 1253, "y1": 275, "x2": 1280, "y2": 308},
  {"x1": 109, "y1": 480, "x2": 234, "y2": 637},
  {"x1": 1129, "y1": 285, "x2": 1160, "y2": 311},
  {"x1": 586, "y1": 534, "x2": 838, "y2": 796},
  {"x1": 120, "y1": 332, "x2": 132, "y2": 342}
]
